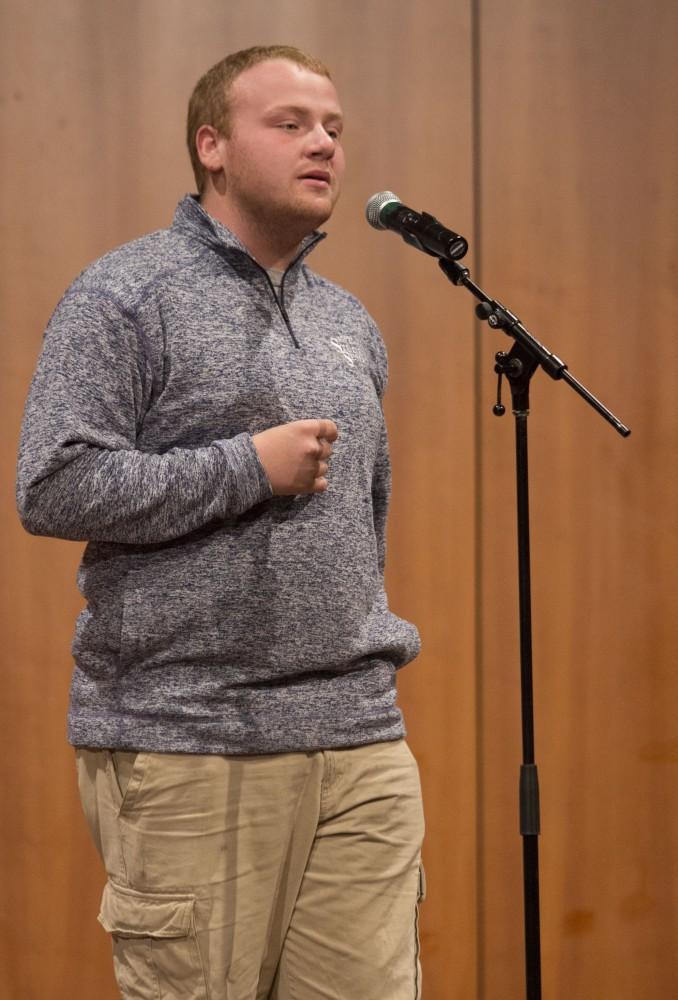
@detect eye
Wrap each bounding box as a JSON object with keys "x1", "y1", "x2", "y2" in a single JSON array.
[{"x1": 278, "y1": 122, "x2": 299, "y2": 131}]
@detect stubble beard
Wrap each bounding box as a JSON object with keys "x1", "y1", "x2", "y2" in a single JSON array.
[
  {"x1": 228, "y1": 166, "x2": 339, "y2": 249},
  {"x1": 261, "y1": 190, "x2": 335, "y2": 246}
]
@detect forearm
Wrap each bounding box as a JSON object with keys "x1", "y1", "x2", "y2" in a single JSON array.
[{"x1": 17, "y1": 433, "x2": 272, "y2": 544}]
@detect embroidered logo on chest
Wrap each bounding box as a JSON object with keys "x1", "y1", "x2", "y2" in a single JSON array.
[{"x1": 330, "y1": 338, "x2": 357, "y2": 367}]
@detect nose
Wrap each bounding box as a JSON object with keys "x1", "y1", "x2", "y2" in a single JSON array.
[{"x1": 308, "y1": 123, "x2": 336, "y2": 158}]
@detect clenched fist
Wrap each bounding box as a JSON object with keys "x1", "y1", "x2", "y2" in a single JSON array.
[{"x1": 252, "y1": 419, "x2": 339, "y2": 496}]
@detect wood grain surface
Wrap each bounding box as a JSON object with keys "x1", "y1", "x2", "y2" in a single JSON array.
[{"x1": 1, "y1": 2, "x2": 676, "y2": 998}]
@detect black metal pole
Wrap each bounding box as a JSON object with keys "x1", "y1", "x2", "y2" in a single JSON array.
[{"x1": 514, "y1": 409, "x2": 542, "y2": 1000}]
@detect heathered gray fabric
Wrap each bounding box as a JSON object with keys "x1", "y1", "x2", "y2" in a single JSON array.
[{"x1": 17, "y1": 195, "x2": 420, "y2": 754}]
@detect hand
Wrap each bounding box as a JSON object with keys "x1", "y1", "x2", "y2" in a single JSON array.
[{"x1": 252, "y1": 419, "x2": 339, "y2": 496}]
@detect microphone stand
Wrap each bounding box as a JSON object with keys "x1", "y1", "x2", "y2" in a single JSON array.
[{"x1": 437, "y1": 257, "x2": 630, "y2": 1000}]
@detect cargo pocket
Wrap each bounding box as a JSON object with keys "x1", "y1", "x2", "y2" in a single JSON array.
[{"x1": 98, "y1": 880, "x2": 209, "y2": 1000}]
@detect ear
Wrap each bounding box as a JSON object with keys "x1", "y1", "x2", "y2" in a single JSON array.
[{"x1": 195, "y1": 125, "x2": 227, "y2": 176}]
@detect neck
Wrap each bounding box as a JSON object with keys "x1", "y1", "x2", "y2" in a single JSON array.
[{"x1": 199, "y1": 190, "x2": 312, "y2": 269}]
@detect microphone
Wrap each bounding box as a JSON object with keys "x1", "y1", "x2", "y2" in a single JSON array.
[{"x1": 365, "y1": 191, "x2": 468, "y2": 262}]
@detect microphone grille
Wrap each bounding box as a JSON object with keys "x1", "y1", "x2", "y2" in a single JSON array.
[{"x1": 365, "y1": 190, "x2": 401, "y2": 230}]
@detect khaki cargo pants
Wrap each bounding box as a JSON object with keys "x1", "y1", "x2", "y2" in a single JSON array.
[{"x1": 76, "y1": 739, "x2": 425, "y2": 999}]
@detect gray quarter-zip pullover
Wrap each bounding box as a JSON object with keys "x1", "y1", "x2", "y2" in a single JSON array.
[{"x1": 17, "y1": 195, "x2": 420, "y2": 754}]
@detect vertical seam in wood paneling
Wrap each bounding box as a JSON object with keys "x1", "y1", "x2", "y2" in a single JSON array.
[{"x1": 471, "y1": 0, "x2": 485, "y2": 997}]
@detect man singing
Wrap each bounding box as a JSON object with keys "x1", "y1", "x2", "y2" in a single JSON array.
[{"x1": 17, "y1": 45, "x2": 425, "y2": 1000}]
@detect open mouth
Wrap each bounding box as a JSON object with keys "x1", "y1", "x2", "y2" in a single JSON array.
[{"x1": 299, "y1": 171, "x2": 331, "y2": 186}]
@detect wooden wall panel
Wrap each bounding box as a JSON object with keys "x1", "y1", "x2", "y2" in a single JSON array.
[
  {"x1": 477, "y1": 2, "x2": 678, "y2": 997},
  {"x1": 10, "y1": 2, "x2": 677, "y2": 997},
  {"x1": 1, "y1": 3, "x2": 476, "y2": 998}
]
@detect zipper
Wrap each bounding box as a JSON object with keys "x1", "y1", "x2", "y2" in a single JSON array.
[
  {"x1": 260, "y1": 268, "x2": 300, "y2": 348},
  {"x1": 254, "y1": 233, "x2": 325, "y2": 350}
]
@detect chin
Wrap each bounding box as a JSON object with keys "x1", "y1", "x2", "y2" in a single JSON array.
[
  {"x1": 281, "y1": 202, "x2": 333, "y2": 234},
  {"x1": 300, "y1": 193, "x2": 338, "y2": 227}
]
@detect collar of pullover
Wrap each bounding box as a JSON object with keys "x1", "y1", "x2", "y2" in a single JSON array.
[{"x1": 172, "y1": 194, "x2": 327, "y2": 276}]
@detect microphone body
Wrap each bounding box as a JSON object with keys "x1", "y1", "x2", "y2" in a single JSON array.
[{"x1": 365, "y1": 191, "x2": 468, "y2": 262}]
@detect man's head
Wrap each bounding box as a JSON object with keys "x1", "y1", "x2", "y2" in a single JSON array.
[
  {"x1": 187, "y1": 46, "x2": 345, "y2": 254},
  {"x1": 187, "y1": 46, "x2": 332, "y2": 194}
]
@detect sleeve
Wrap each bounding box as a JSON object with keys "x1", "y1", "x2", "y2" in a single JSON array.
[
  {"x1": 371, "y1": 416, "x2": 392, "y2": 577},
  {"x1": 366, "y1": 314, "x2": 391, "y2": 577},
  {"x1": 16, "y1": 291, "x2": 272, "y2": 545}
]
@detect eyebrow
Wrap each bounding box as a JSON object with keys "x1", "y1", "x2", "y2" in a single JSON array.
[{"x1": 265, "y1": 104, "x2": 344, "y2": 124}]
